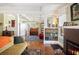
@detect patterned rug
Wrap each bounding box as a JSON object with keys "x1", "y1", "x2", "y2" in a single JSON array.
[
  {"x1": 21, "y1": 48, "x2": 44, "y2": 55},
  {"x1": 51, "y1": 44, "x2": 64, "y2": 55},
  {"x1": 25, "y1": 36, "x2": 40, "y2": 41}
]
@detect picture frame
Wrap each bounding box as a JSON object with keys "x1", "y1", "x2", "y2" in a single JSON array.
[
  {"x1": 11, "y1": 20, "x2": 15, "y2": 27},
  {"x1": 71, "y1": 3, "x2": 79, "y2": 21}
]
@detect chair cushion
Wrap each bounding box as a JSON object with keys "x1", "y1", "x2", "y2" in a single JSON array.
[{"x1": 14, "y1": 36, "x2": 24, "y2": 44}]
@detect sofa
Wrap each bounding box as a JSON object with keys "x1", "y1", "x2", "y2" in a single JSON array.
[
  {"x1": 0, "y1": 42, "x2": 27, "y2": 55},
  {"x1": 0, "y1": 36, "x2": 13, "y2": 53},
  {"x1": 0, "y1": 36, "x2": 28, "y2": 55}
]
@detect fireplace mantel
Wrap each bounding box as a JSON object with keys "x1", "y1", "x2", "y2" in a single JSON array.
[
  {"x1": 63, "y1": 26, "x2": 79, "y2": 29},
  {"x1": 64, "y1": 28, "x2": 79, "y2": 45},
  {"x1": 64, "y1": 28, "x2": 79, "y2": 54}
]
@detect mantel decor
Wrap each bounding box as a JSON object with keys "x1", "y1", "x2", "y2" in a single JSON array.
[{"x1": 71, "y1": 3, "x2": 79, "y2": 21}]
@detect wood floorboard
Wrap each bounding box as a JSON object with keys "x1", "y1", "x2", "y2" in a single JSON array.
[{"x1": 27, "y1": 41, "x2": 54, "y2": 55}]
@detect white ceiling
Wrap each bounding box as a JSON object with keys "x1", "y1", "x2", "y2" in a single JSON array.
[
  {"x1": 0, "y1": 3, "x2": 66, "y2": 21},
  {"x1": 0, "y1": 3, "x2": 64, "y2": 11}
]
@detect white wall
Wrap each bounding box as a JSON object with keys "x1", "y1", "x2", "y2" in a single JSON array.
[
  {"x1": 42, "y1": 3, "x2": 79, "y2": 46},
  {"x1": 42, "y1": 4, "x2": 65, "y2": 44},
  {"x1": 0, "y1": 4, "x2": 42, "y2": 36},
  {"x1": 41, "y1": 4, "x2": 64, "y2": 27},
  {"x1": 57, "y1": 3, "x2": 79, "y2": 47},
  {"x1": 3, "y1": 14, "x2": 16, "y2": 30},
  {"x1": 0, "y1": 13, "x2": 4, "y2": 35},
  {"x1": 57, "y1": 4, "x2": 71, "y2": 47},
  {"x1": 0, "y1": 4, "x2": 42, "y2": 22},
  {"x1": 42, "y1": 6, "x2": 54, "y2": 27},
  {"x1": 58, "y1": 14, "x2": 67, "y2": 47},
  {"x1": 0, "y1": 13, "x2": 18, "y2": 36},
  {"x1": 66, "y1": 4, "x2": 79, "y2": 25}
]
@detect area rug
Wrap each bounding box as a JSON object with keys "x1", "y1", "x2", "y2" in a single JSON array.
[
  {"x1": 51, "y1": 44, "x2": 64, "y2": 55},
  {"x1": 51, "y1": 44, "x2": 63, "y2": 50},
  {"x1": 21, "y1": 48, "x2": 44, "y2": 55},
  {"x1": 25, "y1": 36, "x2": 40, "y2": 41}
]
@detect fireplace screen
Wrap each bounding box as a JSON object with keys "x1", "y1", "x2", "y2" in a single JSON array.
[{"x1": 66, "y1": 40, "x2": 79, "y2": 55}]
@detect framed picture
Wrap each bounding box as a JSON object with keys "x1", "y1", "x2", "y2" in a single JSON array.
[
  {"x1": 11, "y1": 20, "x2": 15, "y2": 27},
  {"x1": 71, "y1": 3, "x2": 79, "y2": 21}
]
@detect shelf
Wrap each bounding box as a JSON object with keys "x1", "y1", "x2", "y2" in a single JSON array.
[
  {"x1": 63, "y1": 26, "x2": 79, "y2": 29},
  {"x1": 45, "y1": 27, "x2": 58, "y2": 29},
  {"x1": 44, "y1": 27, "x2": 58, "y2": 41},
  {"x1": 44, "y1": 41, "x2": 59, "y2": 44}
]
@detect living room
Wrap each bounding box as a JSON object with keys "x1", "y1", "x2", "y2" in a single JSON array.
[{"x1": 0, "y1": 3, "x2": 79, "y2": 55}]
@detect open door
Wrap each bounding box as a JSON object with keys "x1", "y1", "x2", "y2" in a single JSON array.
[{"x1": 19, "y1": 23, "x2": 29, "y2": 36}]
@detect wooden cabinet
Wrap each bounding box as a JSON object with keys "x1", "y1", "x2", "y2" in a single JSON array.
[
  {"x1": 0, "y1": 13, "x2": 16, "y2": 36},
  {"x1": 2, "y1": 31, "x2": 14, "y2": 36}
]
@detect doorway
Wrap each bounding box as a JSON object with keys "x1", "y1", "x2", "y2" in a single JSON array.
[{"x1": 19, "y1": 23, "x2": 29, "y2": 40}]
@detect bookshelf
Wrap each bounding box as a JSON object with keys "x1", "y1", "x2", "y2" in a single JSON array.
[{"x1": 44, "y1": 27, "x2": 58, "y2": 41}]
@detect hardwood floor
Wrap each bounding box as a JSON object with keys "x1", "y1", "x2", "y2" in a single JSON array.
[{"x1": 27, "y1": 41, "x2": 54, "y2": 55}]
